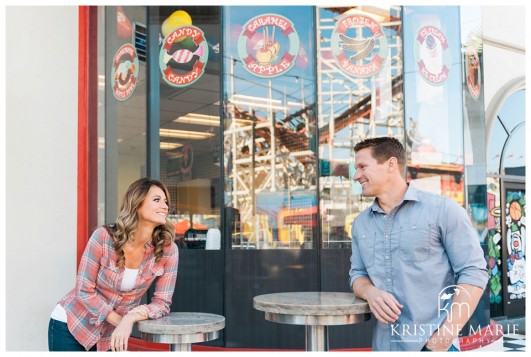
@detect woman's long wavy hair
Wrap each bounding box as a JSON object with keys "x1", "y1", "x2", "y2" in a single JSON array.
[{"x1": 105, "y1": 178, "x2": 175, "y2": 268}]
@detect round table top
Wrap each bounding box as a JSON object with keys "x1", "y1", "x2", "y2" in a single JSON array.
[
  {"x1": 253, "y1": 291, "x2": 370, "y2": 316},
  {"x1": 136, "y1": 312, "x2": 225, "y2": 335}
]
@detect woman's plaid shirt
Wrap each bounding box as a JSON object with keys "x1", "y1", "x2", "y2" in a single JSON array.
[{"x1": 58, "y1": 227, "x2": 179, "y2": 351}]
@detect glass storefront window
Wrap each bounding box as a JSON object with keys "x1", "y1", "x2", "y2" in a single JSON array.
[
  {"x1": 403, "y1": 6, "x2": 465, "y2": 206},
  {"x1": 105, "y1": 6, "x2": 148, "y2": 221},
  {"x1": 317, "y1": 6, "x2": 404, "y2": 248},
  {"x1": 223, "y1": 6, "x2": 317, "y2": 249},
  {"x1": 156, "y1": 7, "x2": 222, "y2": 249},
  {"x1": 102, "y1": 6, "x2": 222, "y2": 246},
  {"x1": 461, "y1": 6, "x2": 487, "y2": 245}
]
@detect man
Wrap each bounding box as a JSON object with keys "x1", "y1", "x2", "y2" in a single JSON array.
[{"x1": 348, "y1": 137, "x2": 488, "y2": 351}]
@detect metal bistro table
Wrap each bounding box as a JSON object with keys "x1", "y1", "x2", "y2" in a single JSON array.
[
  {"x1": 253, "y1": 292, "x2": 371, "y2": 351},
  {"x1": 136, "y1": 312, "x2": 225, "y2": 352}
]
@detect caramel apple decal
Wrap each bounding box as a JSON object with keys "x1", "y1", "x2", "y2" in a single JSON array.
[
  {"x1": 238, "y1": 14, "x2": 299, "y2": 78},
  {"x1": 254, "y1": 27, "x2": 280, "y2": 67}
]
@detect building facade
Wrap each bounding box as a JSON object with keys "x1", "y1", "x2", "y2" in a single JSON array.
[{"x1": 5, "y1": 5, "x2": 526, "y2": 351}]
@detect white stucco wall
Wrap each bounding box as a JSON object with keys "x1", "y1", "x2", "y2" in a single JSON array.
[
  {"x1": 482, "y1": 6, "x2": 526, "y2": 134},
  {"x1": 5, "y1": 6, "x2": 78, "y2": 351}
]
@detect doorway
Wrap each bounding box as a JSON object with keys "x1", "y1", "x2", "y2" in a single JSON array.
[{"x1": 500, "y1": 180, "x2": 526, "y2": 317}]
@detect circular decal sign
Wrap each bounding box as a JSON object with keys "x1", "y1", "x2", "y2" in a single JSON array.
[
  {"x1": 331, "y1": 14, "x2": 388, "y2": 78},
  {"x1": 414, "y1": 26, "x2": 452, "y2": 85},
  {"x1": 111, "y1": 43, "x2": 139, "y2": 101},
  {"x1": 159, "y1": 25, "x2": 209, "y2": 88},
  {"x1": 237, "y1": 14, "x2": 299, "y2": 78},
  {"x1": 465, "y1": 45, "x2": 481, "y2": 98}
]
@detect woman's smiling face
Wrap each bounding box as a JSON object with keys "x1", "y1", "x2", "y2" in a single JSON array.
[{"x1": 136, "y1": 185, "x2": 169, "y2": 226}]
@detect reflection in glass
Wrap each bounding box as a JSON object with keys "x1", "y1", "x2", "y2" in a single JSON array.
[
  {"x1": 105, "y1": 6, "x2": 148, "y2": 221},
  {"x1": 317, "y1": 6, "x2": 403, "y2": 248},
  {"x1": 156, "y1": 7, "x2": 222, "y2": 249},
  {"x1": 403, "y1": 6, "x2": 465, "y2": 206},
  {"x1": 223, "y1": 6, "x2": 317, "y2": 249}
]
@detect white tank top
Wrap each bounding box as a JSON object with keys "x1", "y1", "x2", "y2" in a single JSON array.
[{"x1": 50, "y1": 268, "x2": 139, "y2": 322}]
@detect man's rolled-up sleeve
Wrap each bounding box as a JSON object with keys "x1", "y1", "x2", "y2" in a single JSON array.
[
  {"x1": 349, "y1": 220, "x2": 369, "y2": 289},
  {"x1": 440, "y1": 198, "x2": 488, "y2": 289}
]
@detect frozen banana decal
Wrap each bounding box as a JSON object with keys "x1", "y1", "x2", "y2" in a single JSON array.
[
  {"x1": 111, "y1": 43, "x2": 139, "y2": 101},
  {"x1": 339, "y1": 34, "x2": 375, "y2": 62},
  {"x1": 331, "y1": 14, "x2": 388, "y2": 78}
]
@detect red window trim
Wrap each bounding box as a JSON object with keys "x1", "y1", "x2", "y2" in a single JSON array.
[{"x1": 77, "y1": 6, "x2": 98, "y2": 266}]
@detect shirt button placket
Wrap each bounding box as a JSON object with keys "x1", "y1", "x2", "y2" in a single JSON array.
[{"x1": 384, "y1": 213, "x2": 392, "y2": 289}]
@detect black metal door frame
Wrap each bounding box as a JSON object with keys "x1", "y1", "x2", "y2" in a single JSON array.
[{"x1": 500, "y1": 179, "x2": 526, "y2": 318}]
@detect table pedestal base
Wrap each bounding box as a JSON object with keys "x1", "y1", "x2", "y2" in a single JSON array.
[
  {"x1": 305, "y1": 325, "x2": 329, "y2": 351},
  {"x1": 170, "y1": 343, "x2": 191, "y2": 352},
  {"x1": 254, "y1": 292, "x2": 371, "y2": 353}
]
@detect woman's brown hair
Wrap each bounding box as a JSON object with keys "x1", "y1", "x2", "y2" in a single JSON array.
[{"x1": 106, "y1": 178, "x2": 175, "y2": 268}]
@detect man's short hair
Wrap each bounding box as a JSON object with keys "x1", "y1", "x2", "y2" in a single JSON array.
[{"x1": 354, "y1": 137, "x2": 406, "y2": 169}]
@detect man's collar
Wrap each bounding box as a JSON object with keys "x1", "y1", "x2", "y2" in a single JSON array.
[{"x1": 369, "y1": 182, "x2": 419, "y2": 213}]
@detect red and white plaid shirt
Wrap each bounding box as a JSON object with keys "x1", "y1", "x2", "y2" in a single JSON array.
[{"x1": 58, "y1": 227, "x2": 179, "y2": 351}]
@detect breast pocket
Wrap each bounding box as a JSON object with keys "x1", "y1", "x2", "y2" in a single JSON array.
[
  {"x1": 356, "y1": 232, "x2": 375, "y2": 268},
  {"x1": 399, "y1": 223, "x2": 432, "y2": 262},
  {"x1": 97, "y1": 256, "x2": 121, "y2": 289},
  {"x1": 137, "y1": 265, "x2": 165, "y2": 290}
]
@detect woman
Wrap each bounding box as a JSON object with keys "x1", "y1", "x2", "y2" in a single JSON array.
[{"x1": 48, "y1": 178, "x2": 178, "y2": 351}]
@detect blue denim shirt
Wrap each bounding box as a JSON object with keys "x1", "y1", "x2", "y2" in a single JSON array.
[{"x1": 349, "y1": 184, "x2": 488, "y2": 351}]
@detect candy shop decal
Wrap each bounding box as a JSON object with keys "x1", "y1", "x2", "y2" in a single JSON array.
[
  {"x1": 331, "y1": 14, "x2": 388, "y2": 78},
  {"x1": 414, "y1": 26, "x2": 452, "y2": 85},
  {"x1": 465, "y1": 45, "x2": 481, "y2": 98},
  {"x1": 111, "y1": 44, "x2": 139, "y2": 101},
  {"x1": 237, "y1": 14, "x2": 299, "y2": 78},
  {"x1": 160, "y1": 25, "x2": 209, "y2": 88}
]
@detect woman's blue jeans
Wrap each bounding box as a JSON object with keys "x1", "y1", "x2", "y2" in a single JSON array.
[{"x1": 48, "y1": 318, "x2": 97, "y2": 351}]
